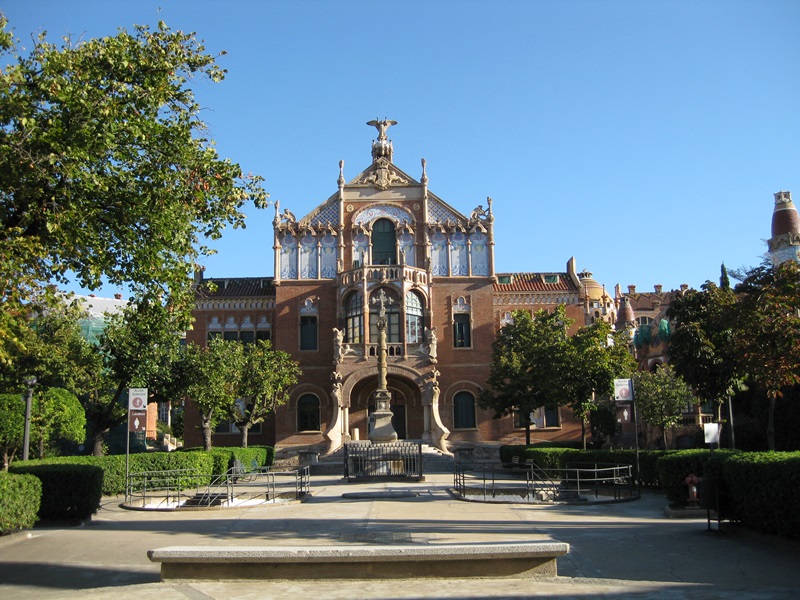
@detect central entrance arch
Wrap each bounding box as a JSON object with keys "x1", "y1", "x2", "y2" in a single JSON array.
[{"x1": 349, "y1": 374, "x2": 421, "y2": 440}]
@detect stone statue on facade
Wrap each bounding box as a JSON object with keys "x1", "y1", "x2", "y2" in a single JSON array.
[
  {"x1": 331, "y1": 381, "x2": 342, "y2": 407},
  {"x1": 333, "y1": 328, "x2": 354, "y2": 364},
  {"x1": 425, "y1": 327, "x2": 438, "y2": 364}
]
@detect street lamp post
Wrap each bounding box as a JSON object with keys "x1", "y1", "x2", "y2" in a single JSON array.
[{"x1": 22, "y1": 376, "x2": 37, "y2": 461}]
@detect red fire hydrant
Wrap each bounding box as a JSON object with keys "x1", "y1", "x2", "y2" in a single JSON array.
[{"x1": 685, "y1": 474, "x2": 699, "y2": 505}]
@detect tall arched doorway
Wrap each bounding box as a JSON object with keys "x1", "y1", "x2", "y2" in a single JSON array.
[{"x1": 349, "y1": 374, "x2": 421, "y2": 440}]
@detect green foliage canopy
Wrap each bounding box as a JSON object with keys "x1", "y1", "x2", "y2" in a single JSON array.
[
  {"x1": 0, "y1": 16, "x2": 267, "y2": 364},
  {"x1": 479, "y1": 306, "x2": 572, "y2": 444},
  {"x1": 634, "y1": 365, "x2": 696, "y2": 448}
]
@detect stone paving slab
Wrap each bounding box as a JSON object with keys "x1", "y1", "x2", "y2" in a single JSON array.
[{"x1": 0, "y1": 474, "x2": 798, "y2": 599}]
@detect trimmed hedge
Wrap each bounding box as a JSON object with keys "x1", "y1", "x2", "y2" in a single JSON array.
[
  {"x1": 499, "y1": 446, "x2": 670, "y2": 486},
  {"x1": 9, "y1": 463, "x2": 102, "y2": 521},
  {"x1": 0, "y1": 472, "x2": 42, "y2": 534},
  {"x1": 723, "y1": 452, "x2": 800, "y2": 539},
  {"x1": 655, "y1": 449, "x2": 739, "y2": 508}
]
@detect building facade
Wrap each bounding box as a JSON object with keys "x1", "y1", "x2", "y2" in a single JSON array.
[{"x1": 184, "y1": 122, "x2": 615, "y2": 456}]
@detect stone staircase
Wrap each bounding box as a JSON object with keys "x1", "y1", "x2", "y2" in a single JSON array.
[{"x1": 308, "y1": 442, "x2": 455, "y2": 477}]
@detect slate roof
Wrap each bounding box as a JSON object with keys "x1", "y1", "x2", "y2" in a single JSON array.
[
  {"x1": 493, "y1": 272, "x2": 578, "y2": 293},
  {"x1": 196, "y1": 277, "x2": 275, "y2": 298}
]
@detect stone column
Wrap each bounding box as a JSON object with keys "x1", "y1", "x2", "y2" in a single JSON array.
[{"x1": 369, "y1": 291, "x2": 398, "y2": 442}]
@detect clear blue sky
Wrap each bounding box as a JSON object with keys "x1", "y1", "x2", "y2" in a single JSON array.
[{"x1": 4, "y1": 1, "x2": 798, "y2": 297}]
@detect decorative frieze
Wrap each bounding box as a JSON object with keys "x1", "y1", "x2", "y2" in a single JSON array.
[
  {"x1": 197, "y1": 299, "x2": 276, "y2": 310},
  {"x1": 493, "y1": 294, "x2": 578, "y2": 306}
]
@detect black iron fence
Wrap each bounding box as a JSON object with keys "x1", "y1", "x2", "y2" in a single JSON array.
[{"x1": 343, "y1": 441, "x2": 423, "y2": 480}]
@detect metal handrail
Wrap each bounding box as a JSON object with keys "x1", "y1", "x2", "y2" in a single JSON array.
[
  {"x1": 453, "y1": 461, "x2": 637, "y2": 503},
  {"x1": 126, "y1": 465, "x2": 310, "y2": 509}
]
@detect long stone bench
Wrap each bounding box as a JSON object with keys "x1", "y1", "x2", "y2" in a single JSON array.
[{"x1": 147, "y1": 542, "x2": 570, "y2": 580}]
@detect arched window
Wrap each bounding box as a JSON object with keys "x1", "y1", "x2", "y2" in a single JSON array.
[
  {"x1": 371, "y1": 218, "x2": 397, "y2": 265},
  {"x1": 405, "y1": 291, "x2": 424, "y2": 344},
  {"x1": 369, "y1": 288, "x2": 400, "y2": 343},
  {"x1": 453, "y1": 391, "x2": 476, "y2": 429},
  {"x1": 297, "y1": 394, "x2": 320, "y2": 431},
  {"x1": 345, "y1": 292, "x2": 363, "y2": 344}
]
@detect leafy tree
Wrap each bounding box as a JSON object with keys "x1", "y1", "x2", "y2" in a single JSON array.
[
  {"x1": 0, "y1": 16, "x2": 267, "y2": 363},
  {"x1": 0, "y1": 393, "x2": 24, "y2": 469},
  {"x1": 232, "y1": 340, "x2": 301, "y2": 448},
  {"x1": 564, "y1": 321, "x2": 637, "y2": 449},
  {"x1": 667, "y1": 281, "x2": 745, "y2": 444},
  {"x1": 0, "y1": 299, "x2": 99, "y2": 396},
  {"x1": 182, "y1": 338, "x2": 247, "y2": 451},
  {"x1": 479, "y1": 306, "x2": 571, "y2": 445},
  {"x1": 30, "y1": 388, "x2": 86, "y2": 458},
  {"x1": 88, "y1": 295, "x2": 186, "y2": 455},
  {"x1": 633, "y1": 365, "x2": 696, "y2": 449},
  {"x1": 720, "y1": 262, "x2": 731, "y2": 291},
  {"x1": 733, "y1": 261, "x2": 800, "y2": 450}
]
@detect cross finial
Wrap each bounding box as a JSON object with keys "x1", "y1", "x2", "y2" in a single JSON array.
[{"x1": 371, "y1": 289, "x2": 394, "y2": 318}]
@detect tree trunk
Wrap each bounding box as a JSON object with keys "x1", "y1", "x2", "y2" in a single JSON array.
[
  {"x1": 767, "y1": 395, "x2": 776, "y2": 451},
  {"x1": 92, "y1": 430, "x2": 106, "y2": 456},
  {"x1": 581, "y1": 419, "x2": 587, "y2": 450},
  {"x1": 202, "y1": 422, "x2": 213, "y2": 451},
  {"x1": 727, "y1": 395, "x2": 736, "y2": 450},
  {"x1": 525, "y1": 422, "x2": 531, "y2": 446},
  {"x1": 240, "y1": 424, "x2": 249, "y2": 448}
]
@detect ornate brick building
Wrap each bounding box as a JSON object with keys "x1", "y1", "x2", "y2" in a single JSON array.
[{"x1": 184, "y1": 121, "x2": 611, "y2": 456}]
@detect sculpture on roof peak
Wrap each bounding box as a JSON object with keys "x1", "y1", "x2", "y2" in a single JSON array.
[
  {"x1": 367, "y1": 118, "x2": 397, "y2": 140},
  {"x1": 368, "y1": 119, "x2": 397, "y2": 163}
]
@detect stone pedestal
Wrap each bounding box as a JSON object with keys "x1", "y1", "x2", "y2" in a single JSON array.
[{"x1": 368, "y1": 389, "x2": 397, "y2": 442}]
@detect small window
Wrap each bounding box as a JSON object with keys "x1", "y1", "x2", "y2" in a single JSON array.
[
  {"x1": 223, "y1": 331, "x2": 238, "y2": 341},
  {"x1": 405, "y1": 291, "x2": 424, "y2": 344},
  {"x1": 239, "y1": 330, "x2": 255, "y2": 344},
  {"x1": 345, "y1": 292, "x2": 364, "y2": 344},
  {"x1": 300, "y1": 316, "x2": 318, "y2": 350},
  {"x1": 453, "y1": 313, "x2": 471, "y2": 348},
  {"x1": 372, "y1": 218, "x2": 397, "y2": 265},
  {"x1": 636, "y1": 316, "x2": 654, "y2": 327},
  {"x1": 544, "y1": 275, "x2": 559, "y2": 284},
  {"x1": 513, "y1": 406, "x2": 560, "y2": 428},
  {"x1": 453, "y1": 391, "x2": 476, "y2": 429},
  {"x1": 256, "y1": 330, "x2": 271, "y2": 341},
  {"x1": 297, "y1": 394, "x2": 321, "y2": 431},
  {"x1": 208, "y1": 331, "x2": 222, "y2": 341},
  {"x1": 497, "y1": 275, "x2": 512, "y2": 284}
]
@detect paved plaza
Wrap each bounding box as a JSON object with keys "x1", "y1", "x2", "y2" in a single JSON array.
[{"x1": 1, "y1": 473, "x2": 799, "y2": 599}]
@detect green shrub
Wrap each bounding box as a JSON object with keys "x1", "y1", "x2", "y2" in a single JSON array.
[
  {"x1": 723, "y1": 452, "x2": 800, "y2": 539},
  {"x1": 9, "y1": 463, "x2": 102, "y2": 521},
  {"x1": 656, "y1": 449, "x2": 738, "y2": 507},
  {"x1": 564, "y1": 449, "x2": 671, "y2": 487},
  {"x1": 128, "y1": 452, "x2": 217, "y2": 491},
  {"x1": 9, "y1": 447, "x2": 275, "y2": 499},
  {"x1": 499, "y1": 446, "x2": 670, "y2": 486},
  {"x1": 0, "y1": 472, "x2": 42, "y2": 534}
]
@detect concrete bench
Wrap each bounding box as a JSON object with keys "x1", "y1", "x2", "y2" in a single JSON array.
[{"x1": 148, "y1": 542, "x2": 570, "y2": 580}]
